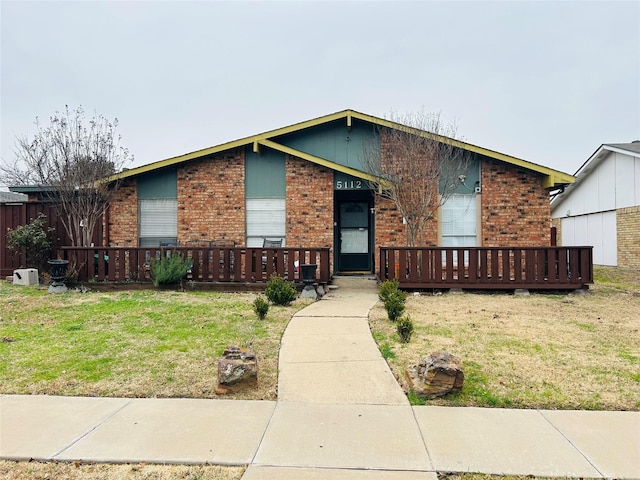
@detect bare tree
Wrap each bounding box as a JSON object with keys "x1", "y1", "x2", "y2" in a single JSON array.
[
  {"x1": 363, "y1": 111, "x2": 472, "y2": 246},
  {"x1": 1, "y1": 106, "x2": 133, "y2": 246}
]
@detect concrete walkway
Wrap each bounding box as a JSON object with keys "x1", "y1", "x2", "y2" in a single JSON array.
[{"x1": 1, "y1": 277, "x2": 639, "y2": 479}]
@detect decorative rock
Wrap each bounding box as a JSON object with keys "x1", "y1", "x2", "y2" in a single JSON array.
[
  {"x1": 300, "y1": 284, "x2": 318, "y2": 299},
  {"x1": 406, "y1": 351, "x2": 464, "y2": 399},
  {"x1": 217, "y1": 345, "x2": 258, "y2": 387}
]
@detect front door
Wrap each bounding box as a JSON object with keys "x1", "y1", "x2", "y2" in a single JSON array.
[{"x1": 336, "y1": 198, "x2": 372, "y2": 272}]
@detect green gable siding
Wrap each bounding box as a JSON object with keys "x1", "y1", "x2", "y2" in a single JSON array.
[
  {"x1": 276, "y1": 119, "x2": 377, "y2": 172},
  {"x1": 449, "y1": 155, "x2": 480, "y2": 194},
  {"x1": 245, "y1": 147, "x2": 285, "y2": 198},
  {"x1": 138, "y1": 168, "x2": 177, "y2": 199}
]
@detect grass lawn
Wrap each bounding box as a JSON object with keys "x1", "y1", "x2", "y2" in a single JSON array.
[
  {"x1": 0, "y1": 285, "x2": 311, "y2": 400},
  {"x1": 1, "y1": 266, "x2": 638, "y2": 479},
  {"x1": 370, "y1": 266, "x2": 640, "y2": 411}
]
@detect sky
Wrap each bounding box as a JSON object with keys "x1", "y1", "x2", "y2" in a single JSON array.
[{"x1": 1, "y1": 0, "x2": 639, "y2": 188}]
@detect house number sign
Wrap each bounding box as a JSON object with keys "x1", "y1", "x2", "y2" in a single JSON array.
[
  {"x1": 334, "y1": 174, "x2": 367, "y2": 190},
  {"x1": 335, "y1": 179, "x2": 363, "y2": 190}
]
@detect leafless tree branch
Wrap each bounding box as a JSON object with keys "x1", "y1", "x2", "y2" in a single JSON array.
[
  {"x1": 0, "y1": 106, "x2": 133, "y2": 246},
  {"x1": 363, "y1": 110, "x2": 472, "y2": 246}
]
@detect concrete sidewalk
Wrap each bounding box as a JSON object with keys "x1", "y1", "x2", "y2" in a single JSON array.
[{"x1": 1, "y1": 278, "x2": 639, "y2": 479}]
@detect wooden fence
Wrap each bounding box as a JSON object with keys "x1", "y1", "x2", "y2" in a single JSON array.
[
  {"x1": 57, "y1": 246, "x2": 331, "y2": 285},
  {"x1": 1, "y1": 202, "x2": 104, "y2": 278},
  {"x1": 380, "y1": 246, "x2": 593, "y2": 290}
]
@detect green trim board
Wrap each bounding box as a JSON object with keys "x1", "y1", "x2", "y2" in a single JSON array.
[
  {"x1": 245, "y1": 147, "x2": 285, "y2": 198},
  {"x1": 257, "y1": 139, "x2": 379, "y2": 183},
  {"x1": 109, "y1": 109, "x2": 575, "y2": 189}
]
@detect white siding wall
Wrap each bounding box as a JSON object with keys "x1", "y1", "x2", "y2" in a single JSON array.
[
  {"x1": 615, "y1": 152, "x2": 640, "y2": 207},
  {"x1": 557, "y1": 151, "x2": 640, "y2": 218},
  {"x1": 560, "y1": 211, "x2": 617, "y2": 266}
]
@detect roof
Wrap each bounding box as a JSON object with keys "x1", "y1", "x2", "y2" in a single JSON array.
[
  {"x1": 0, "y1": 191, "x2": 28, "y2": 203},
  {"x1": 604, "y1": 141, "x2": 640, "y2": 155},
  {"x1": 111, "y1": 109, "x2": 574, "y2": 189},
  {"x1": 551, "y1": 141, "x2": 640, "y2": 209}
]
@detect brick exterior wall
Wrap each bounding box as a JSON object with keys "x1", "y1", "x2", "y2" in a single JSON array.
[
  {"x1": 617, "y1": 205, "x2": 640, "y2": 269},
  {"x1": 481, "y1": 159, "x2": 550, "y2": 246},
  {"x1": 107, "y1": 179, "x2": 137, "y2": 246},
  {"x1": 373, "y1": 196, "x2": 438, "y2": 249},
  {"x1": 285, "y1": 155, "x2": 334, "y2": 249},
  {"x1": 550, "y1": 217, "x2": 562, "y2": 246},
  {"x1": 177, "y1": 150, "x2": 245, "y2": 246},
  {"x1": 105, "y1": 148, "x2": 555, "y2": 257}
]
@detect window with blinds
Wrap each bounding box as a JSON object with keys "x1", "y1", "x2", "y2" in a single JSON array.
[
  {"x1": 139, "y1": 198, "x2": 178, "y2": 247},
  {"x1": 441, "y1": 194, "x2": 477, "y2": 247},
  {"x1": 246, "y1": 198, "x2": 285, "y2": 247}
]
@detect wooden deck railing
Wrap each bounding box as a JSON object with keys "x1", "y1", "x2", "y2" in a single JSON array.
[
  {"x1": 380, "y1": 246, "x2": 593, "y2": 290},
  {"x1": 58, "y1": 247, "x2": 331, "y2": 285}
]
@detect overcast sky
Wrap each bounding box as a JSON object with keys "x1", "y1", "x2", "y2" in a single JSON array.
[{"x1": 1, "y1": 0, "x2": 639, "y2": 186}]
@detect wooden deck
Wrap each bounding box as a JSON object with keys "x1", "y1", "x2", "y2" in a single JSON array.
[
  {"x1": 380, "y1": 246, "x2": 593, "y2": 290},
  {"x1": 58, "y1": 246, "x2": 331, "y2": 286}
]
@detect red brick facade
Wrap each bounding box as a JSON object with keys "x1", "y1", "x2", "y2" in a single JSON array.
[
  {"x1": 105, "y1": 154, "x2": 554, "y2": 267},
  {"x1": 107, "y1": 179, "x2": 138, "y2": 246},
  {"x1": 177, "y1": 150, "x2": 245, "y2": 246},
  {"x1": 480, "y1": 159, "x2": 550, "y2": 246},
  {"x1": 285, "y1": 156, "x2": 333, "y2": 249}
]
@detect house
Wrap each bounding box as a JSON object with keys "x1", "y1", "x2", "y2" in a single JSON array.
[
  {"x1": 551, "y1": 142, "x2": 640, "y2": 268},
  {"x1": 99, "y1": 109, "x2": 573, "y2": 275},
  {"x1": 7, "y1": 109, "x2": 575, "y2": 281}
]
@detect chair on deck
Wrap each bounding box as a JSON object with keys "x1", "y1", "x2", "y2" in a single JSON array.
[
  {"x1": 263, "y1": 239, "x2": 282, "y2": 248},
  {"x1": 262, "y1": 238, "x2": 283, "y2": 272}
]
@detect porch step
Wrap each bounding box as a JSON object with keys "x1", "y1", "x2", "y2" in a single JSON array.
[{"x1": 330, "y1": 275, "x2": 379, "y2": 292}]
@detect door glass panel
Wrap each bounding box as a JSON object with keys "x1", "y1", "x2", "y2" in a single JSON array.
[
  {"x1": 340, "y1": 202, "x2": 368, "y2": 227},
  {"x1": 341, "y1": 228, "x2": 368, "y2": 253}
]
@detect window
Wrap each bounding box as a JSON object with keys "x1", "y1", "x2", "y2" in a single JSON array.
[
  {"x1": 139, "y1": 198, "x2": 178, "y2": 247},
  {"x1": 246, "y1": 198, "x2": 285, "y2": 247},
  {"x1": 441, "y1": 194, "x2": 477, "y2": 247},
  {"x1": 137, "y1": 169, "x2": 178, "y2": 247},
  {"x1": 245, "y1": 148, "x2": 286, "y2": 247}
]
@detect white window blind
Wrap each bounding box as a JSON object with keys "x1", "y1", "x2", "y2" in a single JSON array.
[
  {"x1": 139, "y1": 199, "x2": 178, "y2": 246},
  {"x1": 441, "y1": 194, "x2": 477, "y2": 247},
  {"x1": 246, "y1": 198, "x2": 285, "y2": 247}
]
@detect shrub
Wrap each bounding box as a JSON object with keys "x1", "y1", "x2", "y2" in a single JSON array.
[
  {"x1": 379, "y1": 279, "x2": 401, "y2": 303},
  {"x1": 150, "y1": 252, "x2": 191, "y2": 287},
  {"x1": 384, "y1": 290, "x2": 406, "y2": 322},
  {"x1": 6, "y1": 212, "x2": 54, "y2": 271},
  {"x1": 397, "y1": 315, "x2": 414, "y2": 343},
  {"x1": 265, "y1": 275, "x2": 298, "y2": 306},
  {"x1": 253, "y1": 295, "x2": 270, "y2": 320}
]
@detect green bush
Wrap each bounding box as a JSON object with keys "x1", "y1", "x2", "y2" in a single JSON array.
[
  {"x1": 150, "y1": 252, "x2": 191, "y2": 287},
  {"x1": 384, "y1": 289, "x2": 406, "y2": 322},
  {"x1": 397, "y1": 315, "x2": 414, "y2": 343},
  {"x1": 265, "y1": 275, "x2": 298, "y2": 306},
  {"x1": 379, "y1": 278, "x2": 401, "y2": 303},
  {"x1": 253, "y1": 295, "x2": 270, "y2": 320},
  {"x1": 6, "y1": 212, "x2": 54, "y2": 271}
]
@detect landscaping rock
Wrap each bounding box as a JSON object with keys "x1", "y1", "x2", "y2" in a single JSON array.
[
  {"x1": 406, "y1": 351, "x2": 464, "y2": 399},
  {"x1": 217, "y1": 345, "x2": 258, "y2": 387}
]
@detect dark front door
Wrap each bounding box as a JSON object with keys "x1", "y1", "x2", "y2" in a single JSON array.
[{"x1": 336, "y1": 198, "x2": 372, "y2": 272}]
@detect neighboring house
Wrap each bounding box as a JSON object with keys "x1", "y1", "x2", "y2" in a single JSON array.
[
  {"x1": 9, "y1": 109, "x2": 574, "y2": 276},
  {"x1": 0, "y1": 191, "x2": 27, "y2": 203},
  {"x1": 551, "y1": 142, "x2": 640, "y2": 268}
]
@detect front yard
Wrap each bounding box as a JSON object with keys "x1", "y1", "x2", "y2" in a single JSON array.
[
  {"x1": 0, "y1": 286, "x2": 310, "y2": 401},
  {"x1": 1, "y1": 266, "x2": 638, "y2": 479},
  {"x1": 370, "y1": 266, "x2": 640, "y2": 411}
]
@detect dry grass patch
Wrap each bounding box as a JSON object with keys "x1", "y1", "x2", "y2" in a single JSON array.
[
  {"x1": 370, "y1": 267, "x2": 640, "y2": 410},
  {"x1": 0, "y1": 461, "x2": 243, "y2": 480},
  {"x1": 0, "y1": 284, "x2": 310, "y2": 400}
]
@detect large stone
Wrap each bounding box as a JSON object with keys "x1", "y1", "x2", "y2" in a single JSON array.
[
  {"x1": 217, "y1": 345, "x2": 258, "y2": 387},
  {"x1": 406, "y1": 351, "x2": 464, "y2": 399}
]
